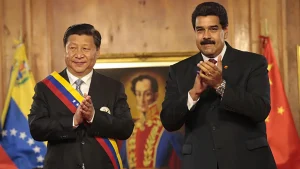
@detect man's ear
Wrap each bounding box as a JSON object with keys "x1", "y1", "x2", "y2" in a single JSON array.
[
  {"x1": 96, "y1": 48, "x2": 101, "y2": 59},
  {"x1": 223, "y1": 27, "x2": 228, "y2": 39},
  {"x1": 154, "y1": 92, "x2": 159, "y2": 101}
]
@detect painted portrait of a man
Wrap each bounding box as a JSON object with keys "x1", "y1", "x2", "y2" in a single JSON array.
[{"x1": 96, "y1": 67, "x2": 183, "y2": 169}]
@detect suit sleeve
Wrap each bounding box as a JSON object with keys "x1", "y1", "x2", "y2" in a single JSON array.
[
  {"x1": 28, "y1": 82, "x2": 76, "y2": 142},
  {"x1": 220, "y1": 55, "x2": 271, "y2": 122},
  {"x1": 87, "y1": 83, "x2": 134, "y2": 140},
  {"x1": 160, "y1": 66, "x2": 191, "y2": 132}
]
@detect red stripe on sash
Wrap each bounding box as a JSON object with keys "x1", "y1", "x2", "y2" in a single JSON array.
[
  {"x1": 42, "y1": 78, "x2": 77, "y2": 113},
  {"x1": 96, "y1": 138, "x2": 119, "y2": 169}
]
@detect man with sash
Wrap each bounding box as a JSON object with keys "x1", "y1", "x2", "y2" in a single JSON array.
[
  {"x1": 120, "y1": 74, "x2": 183, "y2": 169},
  {"x1": 28, "y1": 23, "x2": 134, "y2": 169}
]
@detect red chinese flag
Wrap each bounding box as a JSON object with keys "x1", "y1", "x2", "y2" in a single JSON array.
[{"x1": 260, "y1": 36, "x2": 300, "y2": 169}]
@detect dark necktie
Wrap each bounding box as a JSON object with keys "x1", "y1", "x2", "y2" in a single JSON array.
[{"x1": 208, "y1": 58, "x2": 217, "y2": 64}]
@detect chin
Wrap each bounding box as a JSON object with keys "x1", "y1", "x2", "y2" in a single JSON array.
[
  {"x1": 201, "y1": 50, "x2": 216, "y2": 56},
  {"x1": 73, "y1": 65, "x2": 87, "y2": 71},
  {"x1": 74, "y1": 69, "x2": 86, "y2": 73},
  {"x1": 202, "y1": 52, "x2": 214, "y2": 57}
]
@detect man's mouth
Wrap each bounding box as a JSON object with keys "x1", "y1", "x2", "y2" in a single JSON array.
[{"x1": 73, "y1": 61, "x2": 86, "y2": 65}]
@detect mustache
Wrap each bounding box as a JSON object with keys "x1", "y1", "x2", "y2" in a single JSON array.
[{"x1": 200, "y1": 39, "x2": 215, "y2": 45}]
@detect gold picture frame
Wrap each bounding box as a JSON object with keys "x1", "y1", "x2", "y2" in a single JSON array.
[
  {"x1": 94, "y1": 51, "x2": 197, "y2": 119},
  {"x1": 94, "y1": 51, "x2": 197, "y2": 69}
]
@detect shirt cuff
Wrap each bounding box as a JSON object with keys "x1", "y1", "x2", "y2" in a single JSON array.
[
  {"x1": 72, "y1": 116, "x2": 79, "y2": 128},
  {"x1": 87, "y1": 109, "x2": 95, "y2": 123},
  {"x1": 187, "y1": 92, "x2": 199, "y2": 110}
]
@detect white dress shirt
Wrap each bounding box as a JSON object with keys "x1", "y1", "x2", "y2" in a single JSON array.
[
  {"x1": 67, "y1": 69, "x2": 93, "y2": 95},
  {"x1": 187, "y1": 43, "x2": 227, "y2": 110},
  {"x1": 66, "y1": 69, "x2": 95, "y2": 126}
]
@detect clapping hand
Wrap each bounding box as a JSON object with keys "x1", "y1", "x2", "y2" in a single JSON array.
[
  {"x1": 80, "y1": 94, "x2": 95, "y2": 122},
  {"x1": 199, "y1": 55, "x2": 223, "y2": 89}
]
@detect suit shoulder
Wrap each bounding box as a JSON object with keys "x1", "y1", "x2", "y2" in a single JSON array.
[
  {"x1": 171, "y1": 53, "x2": 200, "y2": 69},
  {"x1": 233, "y1": 48, "x2": 267, "y2": 64},
  {"x1": 34, "y1": 79, "x2": 48, "y2": 90},
  {"x1": 93, "y1": 71, "x2": 123, "y2": 87}
]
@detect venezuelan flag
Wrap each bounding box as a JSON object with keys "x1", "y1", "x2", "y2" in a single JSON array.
[
  {"x1": 0, "y1": 42, "x2": 47, "y2": 169},
  {"x1": 0, "y1": 144, "x2": 17, "y2": 169}
]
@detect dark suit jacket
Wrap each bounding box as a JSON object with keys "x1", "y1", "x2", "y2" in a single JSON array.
[
  {"x1": 28, "y1": 69, "x2": 134, "y2": 169},
  {"x1": 160, "y1": 42, "x2": 277, "y2": 169}
]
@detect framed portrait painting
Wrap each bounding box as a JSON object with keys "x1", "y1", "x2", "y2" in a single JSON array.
[{"x1": 94, "y1": 52, "x2": 195, "y2": 120}]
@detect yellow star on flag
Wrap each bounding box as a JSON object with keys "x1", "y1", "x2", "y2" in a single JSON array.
[
  {"x1": 267, "y1": 64, "x2": 272, "y2": 71},
  {"x1": 268, "y1": 64, "x2": 273, "y2": 85},
  {"x1": 265, "y1": 115, "x2": 270, "y2": 122},
  {"x1": 277, "y1": 106, "x2": 284, "y2": 115}
]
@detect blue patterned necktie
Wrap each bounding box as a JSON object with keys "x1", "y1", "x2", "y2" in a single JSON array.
[{"x1": 75, "y1": 79, "x2": 84, "y2": 96}]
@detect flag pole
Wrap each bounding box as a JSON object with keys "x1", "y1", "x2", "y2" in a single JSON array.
[
  {"x1": 1, "y1": 26, "x2": 24, "y2": 128},
  {"x1": 264, "y1": 19, "x2": 268, "y2": 37},
  {"x1": 1, "y1": 55, "x2": 19, "y2": 128},
  {"x1": 297, "y1": 45, "x2": 300, "y2": 107},
  {"x1": 19, "y1": 25, "x2": 22, "y2": 43}
]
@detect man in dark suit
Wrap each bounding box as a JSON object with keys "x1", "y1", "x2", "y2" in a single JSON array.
[
  {"x1": 160, "y1": 2, "x2": 277, "y2": 169},
  {"x1": 28, "y1": 23, "x2": 134, "y2": 169}
]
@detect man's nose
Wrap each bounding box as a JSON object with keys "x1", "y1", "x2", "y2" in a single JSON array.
[
  {"x1": 75, "y1": 50, "x2": 84, "y2": 58},
  {"x1": 141, "y1": 95, "x2": 146, "y2": 103},
  {"x1": 203, "y1": 29, "x2": 211, "y2": 39}
]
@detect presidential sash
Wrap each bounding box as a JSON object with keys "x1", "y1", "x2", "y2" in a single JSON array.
[{"x1": 42, "y1": 71, "x2": 123, "y2": 169}]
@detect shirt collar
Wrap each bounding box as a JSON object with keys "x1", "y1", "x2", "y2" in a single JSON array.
[
  {"x1": 201, "y1": 42, "x2": 227, "y2": 62},
  {"x1": 66, "y1": 69, "x2": 93, "y2": 85}
]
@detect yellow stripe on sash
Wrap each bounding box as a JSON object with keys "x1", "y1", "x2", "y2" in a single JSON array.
[{"x1": 51, "y1": 71, "x2": 84, "y2": 103}]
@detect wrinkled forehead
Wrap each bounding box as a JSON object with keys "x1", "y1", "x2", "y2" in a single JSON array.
[{"x1": 195, "y1": 15, "x2": 221, "y2": 27}]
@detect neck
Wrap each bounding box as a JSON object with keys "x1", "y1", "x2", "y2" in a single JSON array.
[{"x1": 67, "y1": 68, "x2": 93, "y2": 78}]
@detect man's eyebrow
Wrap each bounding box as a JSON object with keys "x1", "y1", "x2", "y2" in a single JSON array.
[{"x1": 195, "y1": 25, "x2": 219, "y2": 29}]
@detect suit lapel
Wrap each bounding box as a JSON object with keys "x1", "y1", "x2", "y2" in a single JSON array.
[
  {"x1": 188, "y1": 53, "x2": 203, "y2": 88},
  {"x1": 59, "y1": 68, "x2": 70, "y2": 83},
  {"x1": 88, "y1": 70, "x2": 104, "y2": 107},
  {"x1": 193, "y1": 52, "x2": 203, "y2": 74},
  {"x1": 181, "y1": 53, "x2": 203, "y2": 94},
  {"x1": 221, "y1": 42, "x2": 236, "y2": 80}
]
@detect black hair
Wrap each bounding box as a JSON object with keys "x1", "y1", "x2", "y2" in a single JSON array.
[
  {"x1": 131, "y1": 75, "x2": 158, "y2": 95},
  {"x1": 63, "y1": 23, "x2": 101, "y2": 49},
  {"x1": 192, "y1": 2, "x2": 228, "y2": 29}
]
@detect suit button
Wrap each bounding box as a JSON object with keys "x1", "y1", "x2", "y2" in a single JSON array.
[
  {"x1": 212, "y1": 126, "x2": 216, "y2": 131},
  {"x1": 81, "y1": 141, "x2": 85, "y2": 145},
  {"x1": 61, "y1": 135, "x2": 67, "y2": 139},
  {"x1": 213, "y1": 148, "x2": 216, "y2": 151}
]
